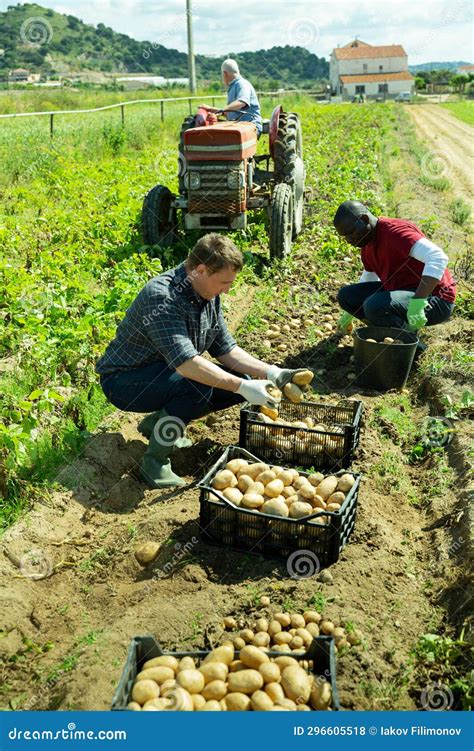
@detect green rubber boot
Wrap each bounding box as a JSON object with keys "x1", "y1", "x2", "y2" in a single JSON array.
[
  {"x1": 140, "y1": 411, "x2": 186, "y2": 489},
  {"x1": 138, "y1": 411, "x2": 193, "y2": 449}
]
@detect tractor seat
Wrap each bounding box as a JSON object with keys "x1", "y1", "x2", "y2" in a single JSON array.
[{"x1": 261, "y1": 119, "x2": 270, "y2": 134}]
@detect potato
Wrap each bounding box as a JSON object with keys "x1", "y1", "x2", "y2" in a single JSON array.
[
  {"x1": 265, "y1": 682, "x2": 285, "y2": 703},
  {"x1": 309, "y1": 679, "x2": 332, "y2": 710},
  {"x1": 178, "y1": 656, "x2": 196, "y2": 671},
  {"x1": 136, "y1": 666, "x2": 174, "y2": 685},
  {"x1": 264, "y1": 479, "x2": 285, "y2": 498},
  {"x1": 320, "y1": 620, "x2": 335, "y2": 635},
  {"x1": 251, "y1": 689, "x2": 274, "y2": 711},
  {"x1": 292, "y1": 369, "x2": 314, "y2": 386},
  {"x1": 132, "y1": 680, "x2": 160, "y2": 705},
  {"x1": 274, "y1": 612, "x2": 291, "y2": 628},
  {"x1": 260, "y1": 405, "x2": 279, "y2": 420},
  {"x1": 273, "y1": 631, "x2": 293, "y2": 645},
  {"x1": 296, "y1": 703, "x2": 312, "y2": 711},
  {"x1": 202, "y1": 645, "x2": 234, "y2": 665},
  {"x1": 290, "y1": 613, "x2": 306, "y2": 629},
  {"x1": 261, "y1": 497, "x2": 289, "y2": 517},
  {"x1": 337, "y1": 473, "x2": 355, "y2": 493},
  {"x1": 142, "y1": 698, "x2": 167, "y2": 711},
  {"x1": 268, "y1": 619, "x2": 282, "y2": 637},
  {"x1": 267, "y1": 385, "x2": 282, "y2": 399},
  {"x1": 260, "y1": 595, "x2": 271, "y2": 607},
  {"x1": 127, "y1": 700, "x2": 142, "y2": 710},
  {"x1": 201, "y1": 680, "x2": 227, "y2": 701},
  {"x1": 289, "y1": 501, "x2": 313, "y2": 519},
  {"x1": 242, "y1": 462, "x2": 269, "y2": 478},
  {"x1": 383, "y1": 337, "x2": 395, "y2": 344},
  {"x1": 246, "y1": 481, "x2": 265, "y2": 496},
  {"x1": 326, "y1": 502, "x2": 341, "y2": 512},
  {"x1": 223, "y1": 616, "x2": 237, "y2": 630},
  {"x1": 134, "y1": 542, "x2": 161, "y2": 565},
  {"x1": 225, "y1": 458, "x2": 249, "y2": 474},
  {"x1": 315, "y1": 476, "x2": 338, "y2": 500},
  {"x1": 290, "y1": 636, "x2": 304, "y2": 649},
  {"x1": 308, "y1": 472, "x2": 325, "y2": 487},
  {"x1": 255, "y1": 617, "x2": 268, "y2": 632},
  {"x1": 295, "y1": 628, "x2": 313, "y2": 646},
  {"x1": 212, "y1": 469, "x2": 237, "y2": 490},
  {"x1": 226, "y1": 692, "x2": 252, "y2": 711},
  {"x1": 283, "y1": 382, "x2": 304, "y2": 403},
  {"x1": 274, "y1": 655, "x2": 299, "y2": 670},
  {"x1": 306, "y1": 622, "x2": 320, "y2": 637},
  {"x1": 239, "y1": 645, "x2": 269, "y2": 669},
  {"x1": 233, "y1": 637, "x2": 246, "y2": 650},
  {"x1": 222, "y1": 487, "x2": 243, "y2": 506},
  {"x1": 256, "y1": 469, "x2": 277, "y2": 485},
  {"x1": 229, "y1": 660, "x2": 246, "y2": 672},
  {"x1": 281, "y1": 665, "x2": 312, "y2": 703},
  {"x1": 259, "y1": 662, "x2": 281, "y2": 684},
  {"x1": 162, "y1": 686, "x2": 194, "y2": 711},
  {"x1": 327, "y1": 491, "x2": 345, "y2": 505},
  {"x1": 293, "y1": 476, "x2": 310, "y2": 491},
  {"x1": 366, "y1": 337, "x2": 378, "y2": 343},
  {"x1": 253, "y1": 631, "x2": 271, "y2": 647},
  {"x1": 275, "y1": 697, "x2": 297, "y2": 710},
  {"x1": 237, "y1": 474, "x2": 255, "y2": 492},
  {"x1": 303, "y1": 610, "x2": 321, "y2": 624},
  {"x1": 239, "y1": 628, "x2": 255, "y2": 643},
  {"x1": 277, "y1": 470, "x2": 294, "y2": 486},
  {"x1": 227, "y1": 669, "x2": 264, "y2": 694},
  {"x1": 333, "y1": 627, "x2": 345, "y2": 640},
  {"x1": 197, "y1": 699, "x2": 221, "y2": 711},
  {"x1": 241, "y1": 492, "x2": 265, "y2": 509},
  {"x1": 347, "y1": 631, "x2": 361, "y2": 646},
  {"x1": 297, "y1": 484, "x2": 315, "y2": 501},
  {"x1": 176, "y1": 669, "x2": 205, "y2": 694},
  {"x1": 311, "y1": 496, "x2": 326, "y2": 510},
  {"x1": 160, "y1": 679, "x2": 177, "y2": 693},
  {"x1": 142, "y1": 655, "x2": 179, "y2": 672}
]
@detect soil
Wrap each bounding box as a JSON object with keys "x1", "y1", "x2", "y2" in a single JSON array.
[{"x1": 407, "y1": 104, "x2": 474, "y2": 208}]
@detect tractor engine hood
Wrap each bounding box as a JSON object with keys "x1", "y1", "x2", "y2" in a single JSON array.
[{"x1": 183, "y1": 122, "x2": 258, "y2": 162}]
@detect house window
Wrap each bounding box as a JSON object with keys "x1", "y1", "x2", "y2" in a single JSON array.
[
  {"x1": 363, "y1": 63, "x2": 367, "y2": 72},
  {"x1": 379, "y1": 65, "x2": 383, "y2": 71},
  {"x1": 355, "y1": 85, "x2": 366, "y2": 94},
  {"x1": 378, "y1": 83, "x2": 388, "y2": 93}
]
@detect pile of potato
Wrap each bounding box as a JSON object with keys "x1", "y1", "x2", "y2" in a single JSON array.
[
  {"x1": 211, "y1": 458, "x2": 356, "y2": 521},
  {"x1": 251, "y1": 408, "x2": 346, "y2": 458},
  {"x1": 127, "y1": 643, "x2": 333, "y2": 711},
  {"x1": 262, "y1": 315, "x2": 335, "y2": 351},
  {"x1": 222, "y1": 607, "x2": 360, "y2": 655}
]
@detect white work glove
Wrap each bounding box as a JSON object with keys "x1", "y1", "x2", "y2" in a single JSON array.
[
  {"x1": 267, "y1": 365, "x2": 308, "y2": 390},
  {"x1": 237, "y1": 379, "x2": 281, "y2": 408}
]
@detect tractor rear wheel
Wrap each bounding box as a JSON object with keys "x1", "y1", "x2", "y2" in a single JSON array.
[
  {"x1": 142, "y1": 184, "x2": 177, "y2": 247},
  {"x1": 269, "y1": 182, "x2": 294, "y2": 260},
  {"x1": 273, "y1": 112, "x2": 305, "y2": 238}
]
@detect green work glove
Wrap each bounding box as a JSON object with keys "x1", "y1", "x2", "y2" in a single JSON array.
[
  {"x1": 338, "y1": 311, "x2": 354, "y2": 333},
  {"x1": 407, "y1": 298, "x2": 428, "y2": 330}
]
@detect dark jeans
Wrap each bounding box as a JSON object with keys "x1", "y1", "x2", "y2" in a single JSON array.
[
  {"x1": 337, "y1": 282, "x2": 454, "y2": 330},
  {"x1": 100, "y1": 360, "x2": 246, "y2": 425}
]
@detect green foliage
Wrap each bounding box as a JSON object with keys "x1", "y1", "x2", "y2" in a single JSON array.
[
  {"x1": 411, "y1": 631, "x2": 473, "y2": 710},
  {"x1": 442, "y1": 100, "x2": 474, "y2": 126},
  {"x1": 450, "y1": 197, "x2": 471, "y2": 226}
]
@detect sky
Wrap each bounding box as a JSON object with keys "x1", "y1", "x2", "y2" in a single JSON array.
[{"x1": 2, "y1": 0, "x2": 473, "y2": 64}]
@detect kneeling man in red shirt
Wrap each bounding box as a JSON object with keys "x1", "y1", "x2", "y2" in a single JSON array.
[{"x1": 333, "y1": 200, "x2": 456, "y2": 351}]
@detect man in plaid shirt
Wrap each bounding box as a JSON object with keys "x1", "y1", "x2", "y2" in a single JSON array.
[{"x1": 96, "y1": 234, "x2": 304, "y2": 489}]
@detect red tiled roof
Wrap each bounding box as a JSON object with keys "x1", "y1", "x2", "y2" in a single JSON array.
[
  {"x1": 340, "y1": 71, "x2": 413, "y2": 83},
  {"x1": 334, "y1": 44, "x2": 407, "y2": 60}
]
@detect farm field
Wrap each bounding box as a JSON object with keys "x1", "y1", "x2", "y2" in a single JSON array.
[{"x1": 0, "y1": 96, "x2": 472, "y2": 712}]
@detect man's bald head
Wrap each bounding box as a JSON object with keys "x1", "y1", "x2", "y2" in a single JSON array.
[{"x1": 333, "y1": 200, "x2": 377, "y2": 248}]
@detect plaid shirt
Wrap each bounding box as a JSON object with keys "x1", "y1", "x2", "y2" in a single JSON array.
[{"x1": 95, "y1": 263, "x2": 236, "y2": 374}]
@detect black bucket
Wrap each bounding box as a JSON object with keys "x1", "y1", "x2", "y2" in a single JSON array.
[{"x1": 353, "y1": 326, "x2": 419, "y2": 390}]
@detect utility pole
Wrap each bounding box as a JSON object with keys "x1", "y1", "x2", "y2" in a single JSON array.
[{"x1": 186, "y1": 0, "x2": 197, "y2": 94}]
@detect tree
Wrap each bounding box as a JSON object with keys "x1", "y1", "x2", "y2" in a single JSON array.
[
  {"x1": 414, "y1": 76, "x2": 426, "y2": 90},
  {"x1": 450, "y1": 74, "x2": 469, "y2": 94}
]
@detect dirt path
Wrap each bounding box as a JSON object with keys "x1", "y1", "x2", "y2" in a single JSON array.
[{"x1": 407, "y1": 104, "x2": 474, "y2": 208}]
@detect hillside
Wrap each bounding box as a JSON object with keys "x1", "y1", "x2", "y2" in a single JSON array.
[{"x1": 0, "y1": 3, "x2": 329, "y2": 85}]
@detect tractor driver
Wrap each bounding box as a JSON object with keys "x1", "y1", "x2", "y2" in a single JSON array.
[
  {"x1": 199, "y1": 58, "x2": 263, "y2": 136},
  {"x1": 96, "y1": 234, "x2": 305, "y2": 489}
]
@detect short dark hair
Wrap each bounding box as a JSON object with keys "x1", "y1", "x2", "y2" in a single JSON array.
[
  {"x1": 187, "y1": 233, "x2": 243, "y2": 274},
  {"x1": 333, "y1": 200, "x2": 370, "y2": 227}
]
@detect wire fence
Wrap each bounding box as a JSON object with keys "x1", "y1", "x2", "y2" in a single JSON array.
[{"x1": 0, "y1": 89, "x2": 325, "y2": 136}]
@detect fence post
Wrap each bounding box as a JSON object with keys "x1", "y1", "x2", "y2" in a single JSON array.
[
  {"x1": 188, "y1": 98, "x2": 192, "y2": 114},
  {"x1": 50, "y1": 113, "x2": 54, "y2": 138},
  {"x1": 121, "y1": 104, "x2": 125, "y2": 126},
  {"x1": 160, "y1": 101, "x2": 164, "y2": 122},
  {"x1": 212, "y1": 97, "x2": 215, "y2": 107}
]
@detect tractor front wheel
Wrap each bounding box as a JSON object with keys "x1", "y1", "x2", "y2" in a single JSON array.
[
  {"x1": 269, "y1": 182, "x2": 294, "y2": 260},
  {"x1": 142, "y1": 184, "x2": 177, "y2": 247}
]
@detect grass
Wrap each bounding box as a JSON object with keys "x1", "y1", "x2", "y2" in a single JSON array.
[
  {"x1": 450, "y1": 197, "x2": 471, "y2": 226},
  {"x1": 441, "y1": 100, "x2": 474, "y2": 126}
]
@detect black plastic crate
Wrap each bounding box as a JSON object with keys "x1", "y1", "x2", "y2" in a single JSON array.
[
  {"x1": 239, "y1": 399, "x2": 363, "y2": 471},
  {"x1": 111, "y1": 634, "x2": 339, "y2": 711},
  {"x1": 198, "y1": 445, "x2": 360, "y2": 566}
]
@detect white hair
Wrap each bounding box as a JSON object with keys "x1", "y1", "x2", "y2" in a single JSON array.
[{"x1": 221, "y1": 58, "x2": 240, "y2": 76}]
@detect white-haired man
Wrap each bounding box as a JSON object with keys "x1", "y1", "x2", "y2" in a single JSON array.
[{"x1": 200, "y1": 58, "x2": 262, "y2": 135}]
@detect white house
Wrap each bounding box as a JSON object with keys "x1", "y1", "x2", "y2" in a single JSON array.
[{"x1": 330, "y1": 39, "x2": 414, "y2": 100}]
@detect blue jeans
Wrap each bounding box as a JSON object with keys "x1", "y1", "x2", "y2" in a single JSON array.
[
  {"x1": 337, "y1": 282, "x2": 454, "y2": 330},
  {"x1": 99, "y1": 360, "x2": 246, "y2": 425}
]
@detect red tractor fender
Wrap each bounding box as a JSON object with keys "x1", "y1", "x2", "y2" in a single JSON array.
[{"x1": 269, "y1": 105, "x2": 283, "y2": 160}]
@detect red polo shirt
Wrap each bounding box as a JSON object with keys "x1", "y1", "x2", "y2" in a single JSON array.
[{"x1": 361, "y1": 217, "x2": 456, "y2": 303}]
